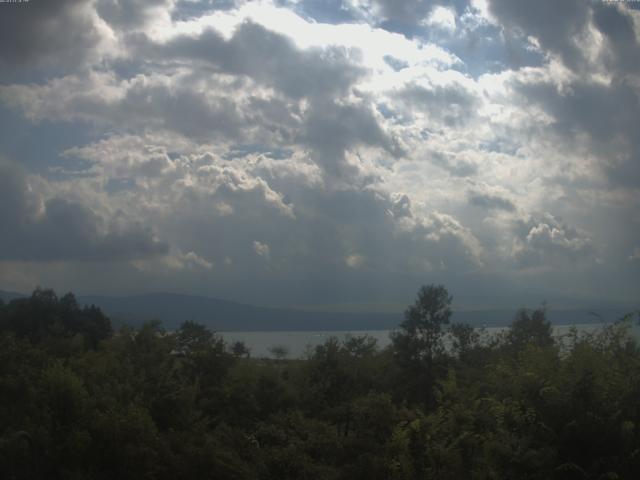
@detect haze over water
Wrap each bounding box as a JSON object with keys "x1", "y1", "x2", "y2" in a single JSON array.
[{"x1": 222, "y1": 323, "x2": 640, "y2": 359}]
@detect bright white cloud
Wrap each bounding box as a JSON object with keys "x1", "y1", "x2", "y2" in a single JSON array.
[{"x1": 425, "y1": 6, "x2": 457, "y2": 31}]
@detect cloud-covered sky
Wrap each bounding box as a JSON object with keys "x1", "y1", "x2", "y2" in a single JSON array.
[{"x1": 1, "y1": 0, "x2": 638, "y2": 310}]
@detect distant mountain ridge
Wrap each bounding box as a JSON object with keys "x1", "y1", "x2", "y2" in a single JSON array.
[
  {"x1": 0, "y1": 290, "x2": 631, "y2": 331},
  {"x1": 0, "y1": 290, "x2": 25, "y2": 303},
  {"x1": 79, "y1": 292, "x2": 404, "y2": 331}
]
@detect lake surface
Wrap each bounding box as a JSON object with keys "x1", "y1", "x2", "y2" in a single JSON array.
[{"x1": 221, "y1": 323, "x2": 635, "y2": 358}]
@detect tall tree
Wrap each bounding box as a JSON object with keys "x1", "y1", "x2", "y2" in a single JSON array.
[
  {"x1": 507, "y1": 307, "x2": 554, "y2": 350},
  {"x1": 391, "y1": 284, "x2": 452, "y2": 407}
]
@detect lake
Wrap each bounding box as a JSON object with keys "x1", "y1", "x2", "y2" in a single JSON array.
[{"x1": 220, "y1": 323, "x2": 636, "y2": 358}]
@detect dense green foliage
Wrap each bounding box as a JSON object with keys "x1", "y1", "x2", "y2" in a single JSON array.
[{"x1": 0, "y1": 287, "x2": 639, "y2": 479}]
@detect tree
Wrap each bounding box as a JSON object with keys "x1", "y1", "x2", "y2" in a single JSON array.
[
  {"x1": 448, "y1": 322, "x2": 484, "y2": 364},
  {"x1": 269, "y1": 345, "x2": 290, "y2": 361},
  {"x1": 175, "y1": 320, "x2": 216, "y2": 355},
  {"x1": 0, "y1": 289, "x2": 112, "y2": 349},
  {"x1": 507, "y1": 307, "x2": 554, "y2": 350},
  {"x1": 391, "y1": 284, "x2": 452, "y2": 407},
  {"x1": 173, "y1": 321, "x2": 233, "y2": 397},
  {"x1": 231, "y1": 340, "x2": 251, "y2": 358},
  {"x1": 393, "y1": 284, "x2": 452, "y2": 363},
  {"x1": 343, "y1": 334, "x2": 377, "y2": 359}
]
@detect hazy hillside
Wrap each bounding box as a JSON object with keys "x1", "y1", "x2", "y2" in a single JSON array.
[
  {"x1": 0, "y1": 290, "x2": 25, "y2": 303},
  {"x1": 69, "y1": 293, "x2": 403, "y2": 331},
  {"x1": 2, "y1": 290, "x2": 627, "y2": 331}
]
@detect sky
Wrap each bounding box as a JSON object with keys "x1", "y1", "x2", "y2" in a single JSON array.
[{"x1": 0, "y1": 0, "x2": 638, "y2": 311}]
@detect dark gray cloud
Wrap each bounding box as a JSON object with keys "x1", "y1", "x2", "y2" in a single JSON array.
[
  {"x1": 492, "y1": 3, "x2": 640, "y2": 190},
  {"x1": 137, "y1": 21, "x2": 366, "y2": 99},
  {"x1": 514, "y1": 78, "x2": 637, "y2": 143},
  {"x1": 58, "y1": 137, "x2": 484, "y2": 304},
  {"x1": 96, "y1": 0, "x2": 172, "y2": 30},
  {"x1": 0, "y1": 72, "x2": 249, "y2": 143},
  {"x1": 0, "y1": 0, "x2": 102, "y2": 80},
  {"x1": 487, "y1": 0, "x2": 590, "y2": 70},
  {"x1": 119, "y1": 80, "x2": 245, "y2": 141},
  {"x1": 302, "y1": 99, "x2": 403, "y2": 179},
  {"x1": 488, "y1": 1, "x2": 640, "y2": 76},
  {"x1": 0, "y1": 162, "x2": 168, "y2": 262},
  {"x1": 592, "y1": 3, "x2": 640, "y2": 76},
  {"x1": 374, "y1": 0, "x2": 435, "y2": 22},
  {"x1": 245, "y1": 96, "x2": 302, "y2": 143},
  {"x1": 160, "y1": 175, "x2": 483, "y2": 303},
  {"x1": 512, "y1": 76, "x2": 640, "y2": 189}
]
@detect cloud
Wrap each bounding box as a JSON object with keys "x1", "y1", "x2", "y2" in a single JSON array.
[
  {"x1": 509, "y1": 67, "x2": 640, "y2": 191},
  {"x1": 302, "y1": 98, "x2": 403, "y2": 179},
  {"x1": 486, "y1": 0, "x2": 591, "y2": 70},
  {"x1": 388, "y1": 194, "x2": 484, "y2": 271},
  {"x1": 592, "y1": 3, "x2": 640, "y2": 76},
  {"x1": 63, "y1": 135, "x2": 177, "y2": 181},
  {"x1": 182, "y1": 250, "x2": 214, "y2": 269},
  {"x1": 136, "y1": 20, "x2": 366, "y2": 99},
  {"x1": 429, "y1": 151, "x2": 478, "y2": 177},
  {"x1": 372, "y1": 0, "x2": 436, "y2": 24},
  {"x1": 134, "y1": 249, "x2": 213, "y2": 272},
  {"x1": 0, "y1": 161, "x2": 167, "y2": 262},
  {"x1": 0, "y1": 71, "x2": 249, "y2": 142},
  {"x1": 512, "y1": 213, "x2": 596, "y2": 268},
  {"x1": 345, "y1": 253, "x2": 366, "y2": 268},
  {"x1": 96, "y1": 0, "x2": 173, "y2": 31},
  {"x1": 487, "y1": 1, "x2": 640, "y2": 77},
  {"x1": 425, "y1": 6, "x2": 457, "y2": 31},
  {"x1": 53, "y1": 132, "x2": 486, "y2": 302},
  {"x1": 396, "y1": 81, "x2": 480, "y2": 126},
  {"x1": 253, "y1": 240, "x2": 271, "y2": 259},
  {"x1": 172, "y1": 1, "x2": 242, "y2": 21},
  {"x1": 0, "y1": 0, "x2": 637, "y2": 306},
  {"x1": 468, "y1": 190, "x2": 515, "y2": 212},
  {"x1": 369, "y1": 0, "x2": 469, "y2": 27},
  {"x1": 0, "y1": 0, "x2": 110, "y2": 80}
]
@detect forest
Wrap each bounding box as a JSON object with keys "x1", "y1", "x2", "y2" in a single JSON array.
[{"x1": 0, "y1": 285, "x2": 639, "y2": 479}]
